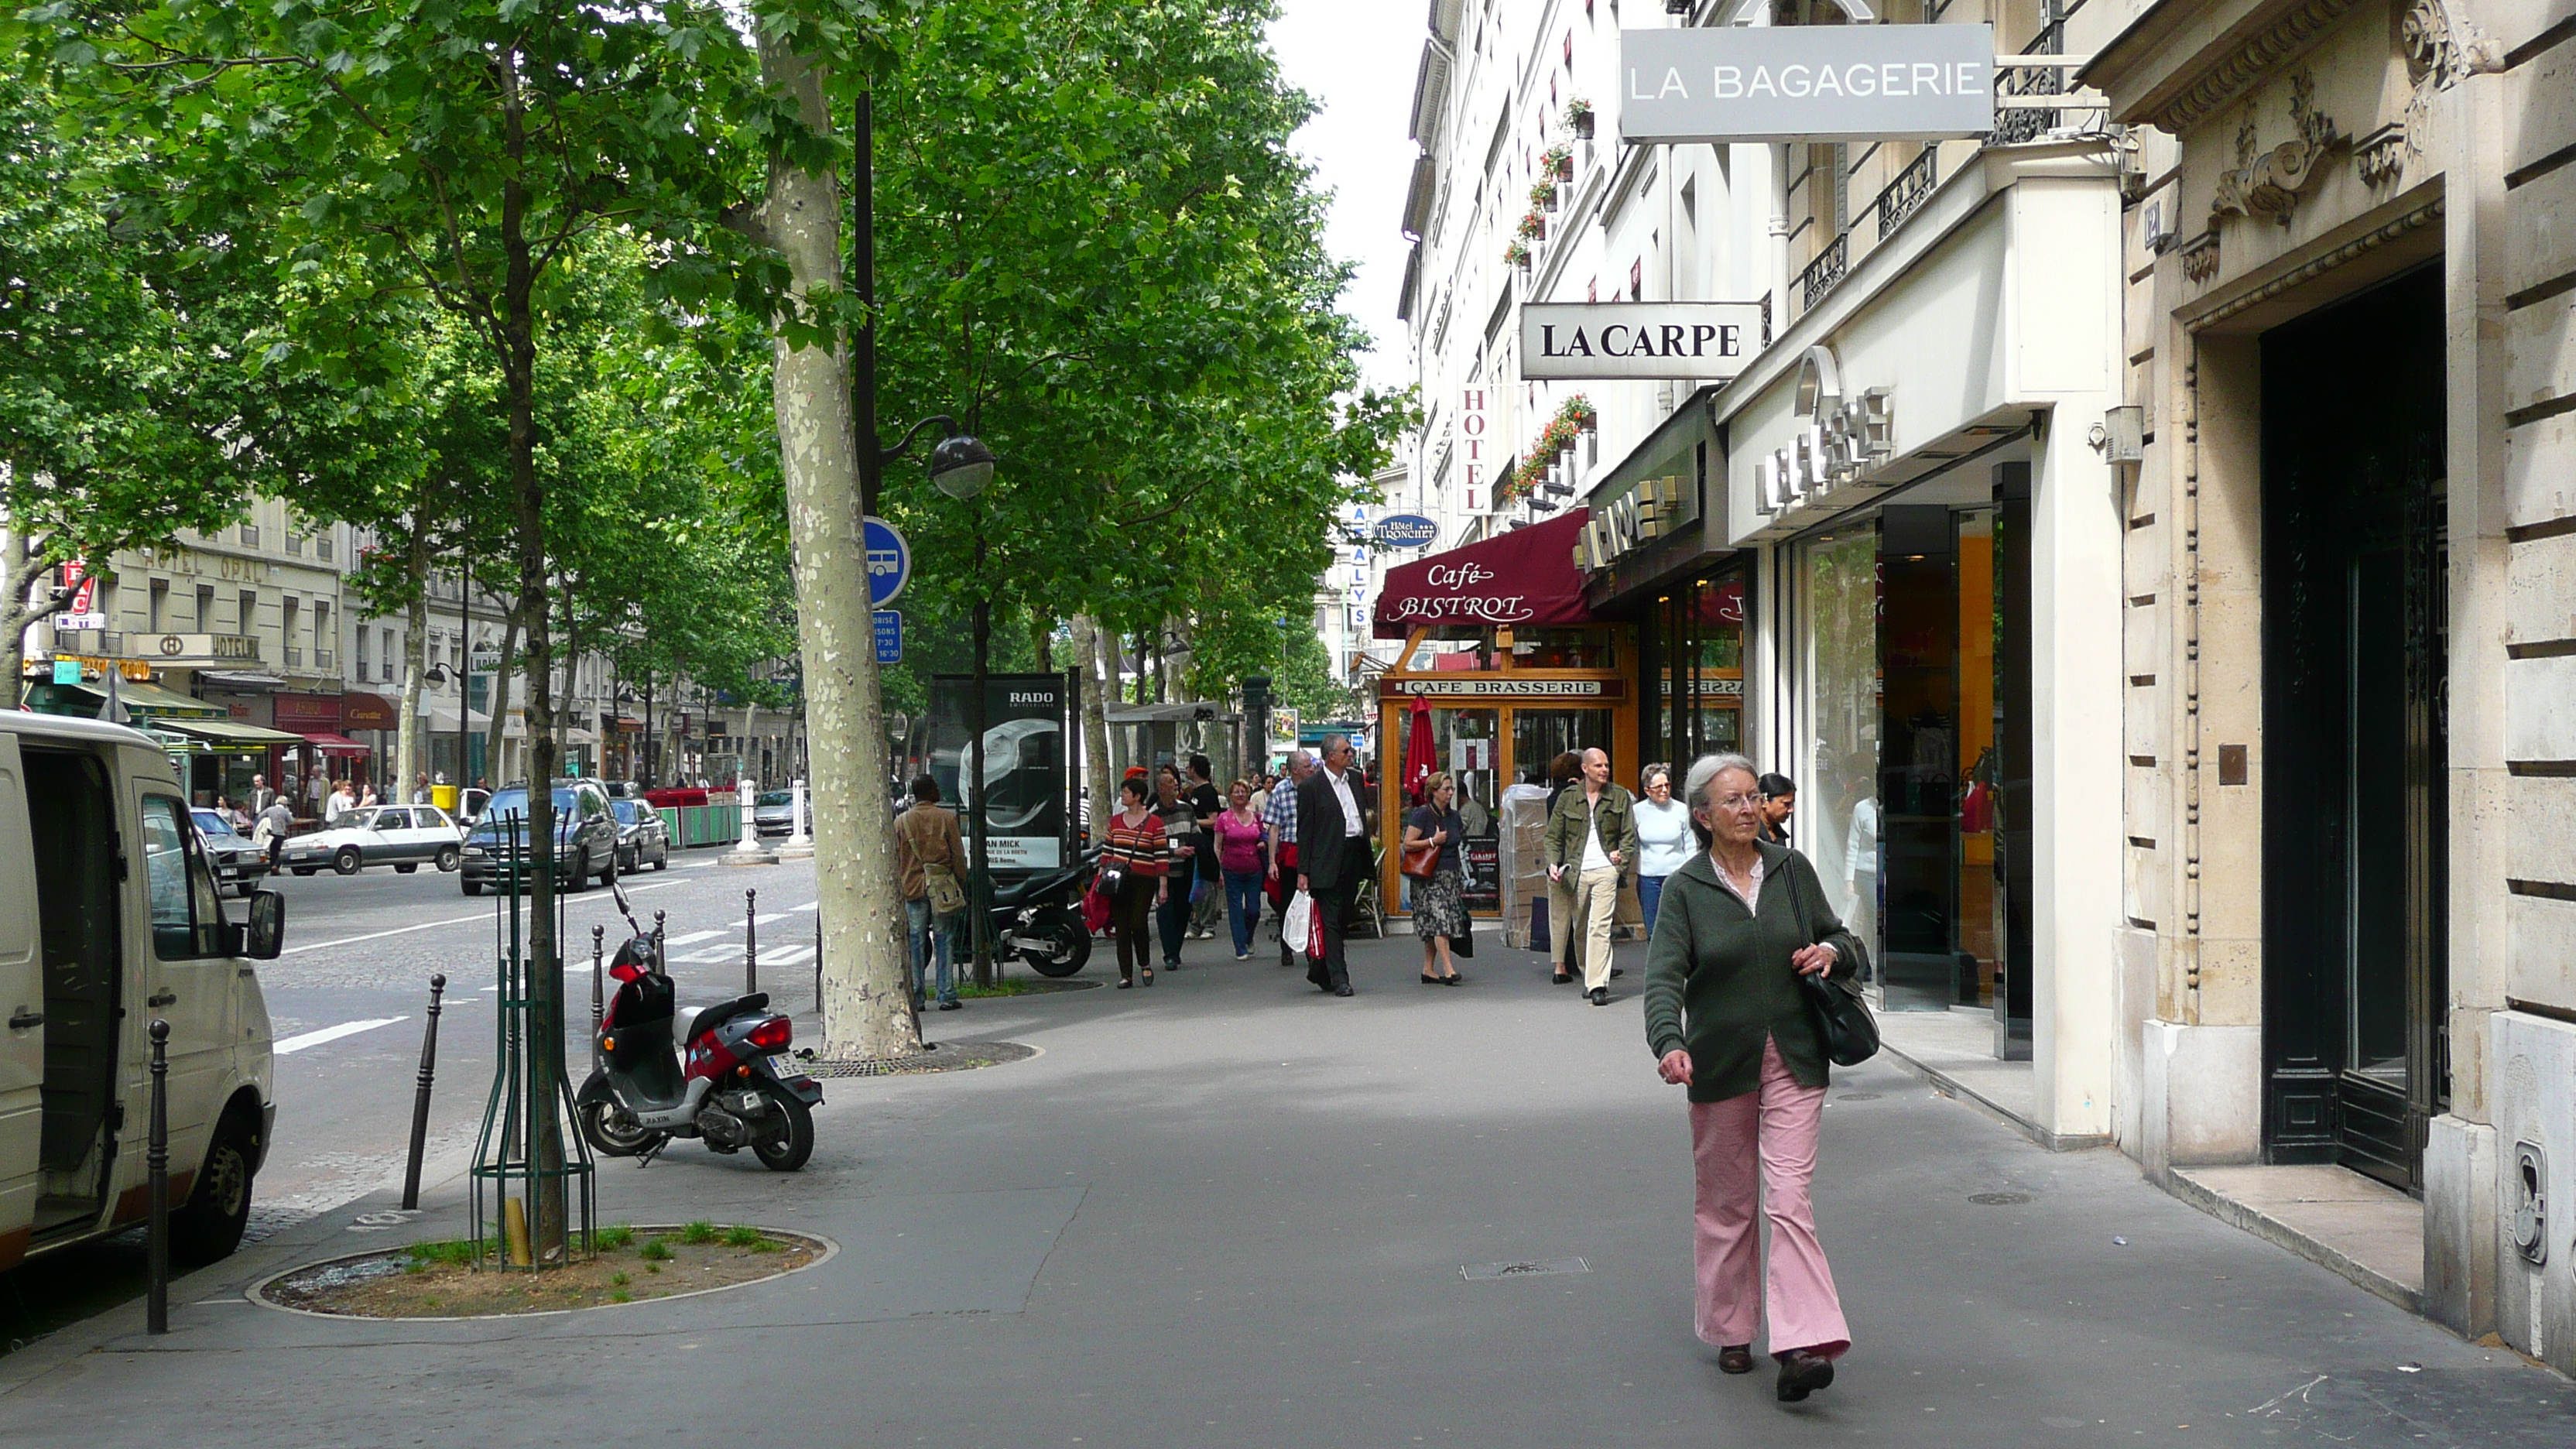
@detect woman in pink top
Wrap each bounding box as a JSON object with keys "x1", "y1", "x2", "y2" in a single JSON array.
[{"x1": 1208, "y1": 779, "x2": 1269, "y2": 960}]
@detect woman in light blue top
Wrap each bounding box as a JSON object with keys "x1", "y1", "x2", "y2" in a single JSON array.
[{"x1": 1633, "y1": 763, "x2": 1696, "y2": 939}]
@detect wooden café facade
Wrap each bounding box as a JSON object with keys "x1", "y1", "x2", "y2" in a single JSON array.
[{"x1": 1367, "y1": 509, "x2": 1640, "y2": 923}]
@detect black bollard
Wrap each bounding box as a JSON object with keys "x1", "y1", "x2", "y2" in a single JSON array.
[
  {"x1": 590, "y1": 924, "x2": 605, "y2": 1042},
  {"x1": 653, "y1": 909, "x2": 666, "y2": 976},
  {"x1": 400, "y1": 975, "x2": 447, "y2": 1211},
  {"x1": 745, "y1": 888, "x2": 759, "y2": 995},
  {"x1": 814, "y1": 912, "x2": 824, "y2": 1020},
  {"x1": 146, "y1": 1019, "x2": 170, "y2": 1335}
]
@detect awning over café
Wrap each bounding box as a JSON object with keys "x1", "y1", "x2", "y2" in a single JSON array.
[
  {"x1": 1372, "y1": 508, "x2": 1595, "y2": 639},
  {"x1": 296, "y1": 732, "x2": 372, "y2": 756},
  {"x1": 162, "y1": 717, "x2": 306, "y2": 752}
]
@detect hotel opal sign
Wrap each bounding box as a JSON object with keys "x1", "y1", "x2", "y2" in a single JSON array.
[
  {"x1": 1619, "y1": 26, "x2": 1997, "y2": 144},
  {"x1": 1520, "y1": 303, "x2": 1762, "y2": 381}
]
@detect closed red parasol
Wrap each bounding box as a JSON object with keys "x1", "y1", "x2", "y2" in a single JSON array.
[{"x1": 1402, "y1": 693, "x2": 1435, "y2": 804}]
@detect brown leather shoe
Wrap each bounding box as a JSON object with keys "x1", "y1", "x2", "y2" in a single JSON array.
[
  {"x1": 1718, "y1": 1345, "x2": 1755, "y2": 1375},
  {"x1": 1776, "y1": 1349, "x2": 1835, "y2": 1402}
]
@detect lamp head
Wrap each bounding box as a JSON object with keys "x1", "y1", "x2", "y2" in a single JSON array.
[{"x1": 930, "y1": 433, "x2": 997, "y2": 499}]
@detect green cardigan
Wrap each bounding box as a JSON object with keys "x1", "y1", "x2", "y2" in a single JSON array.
[{"x1": 1641, "y1": 841, "x2": 1861, "y2": 1103}]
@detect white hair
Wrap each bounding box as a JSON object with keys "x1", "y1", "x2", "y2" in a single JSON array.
[{"x1": 1681, "y1": 752, "x2": 1762, "y2": 810}]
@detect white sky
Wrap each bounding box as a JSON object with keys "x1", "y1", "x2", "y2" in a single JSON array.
[{"x1": 1269, "y1": 1, "x2": 1420, "y2": 396}]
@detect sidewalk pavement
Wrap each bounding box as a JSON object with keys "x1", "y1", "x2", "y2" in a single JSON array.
[{"x1": 4, "y1": 933, "x2": 2570, "y2": 1448}]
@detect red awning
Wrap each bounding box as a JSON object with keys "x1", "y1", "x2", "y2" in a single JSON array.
[
  {"x1": 296, "y1": 731, "x2": 372, "y2": 755},
  {"x1": 1372, "y1": 509, "x2": 1594, "y2": 639}
]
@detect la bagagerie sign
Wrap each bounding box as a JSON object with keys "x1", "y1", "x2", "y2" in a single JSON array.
[
  {"x1": 1619, "y1": 26, "x2": 1997, "y2": 144},
  {"x1": 1520, "y1": 302, "x2": 1762, "y2": 381}
]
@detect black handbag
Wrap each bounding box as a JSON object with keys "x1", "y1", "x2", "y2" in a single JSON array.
[
  {"x1": 1783, "y1": 856, "x2": 1879, "y2": 1066},
  {"x1": 1451, "y1": 908, "x2": 1475, "y2": 959}
]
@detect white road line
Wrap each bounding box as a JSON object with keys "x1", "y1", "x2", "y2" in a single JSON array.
[
  {"x1": 673, "y1": 947, "x2": 739, "y2": 964},
  {"x1": 277, "y1": 880, "x2": 683, "y2": 956},
  {"x1": 275, "y1": 1017, "x2": 409, "y2": 1054},
  {"x1": 790, "y1": 901, "x2": 819, "y2": 912},
  {"x1": 767, "y1": 945, "x2": 814, "y2": 965},
  {"x1": 753, "y1": 912, "x2": 794, "y2": 926},
  {"x1": 662, "y1": 929, "x2": 724, "y2": 946}
]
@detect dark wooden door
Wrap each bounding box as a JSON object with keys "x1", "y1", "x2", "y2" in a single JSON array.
[{"x1": 2259, "y1": 265, "x2": 2448, "y2": 1193}]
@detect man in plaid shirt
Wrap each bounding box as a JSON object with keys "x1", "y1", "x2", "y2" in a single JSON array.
[{"x1": 1263, "y1": 748, "x2": 1314, "y2": 965}]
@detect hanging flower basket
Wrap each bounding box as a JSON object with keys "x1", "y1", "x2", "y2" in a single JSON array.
[
  {"x1": 1565, "y1": 98, "x2": 1595, "y2": 139},
  {"x1": 1503, "y1": 238, "x2": 1531, "y2": 269},
  {"x1": 1530, "y1": 180, "x2": 1558, "y2": 213},
  {"x1": 1516, "y1": 211, "x2": 1547, "y2": 242},
  {"x1": 1562, "y1": 395, "x2": 1598, "y2": 432},
  {"x1": 1543, "y1": 143, "x2": 1574, "y2": 181}
]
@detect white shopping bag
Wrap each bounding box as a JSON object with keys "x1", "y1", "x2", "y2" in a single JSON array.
[{"x1": 1282, "y1": 889, "x2": 1314, "y2": 954}]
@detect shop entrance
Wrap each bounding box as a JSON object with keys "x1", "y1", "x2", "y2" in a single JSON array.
[{"x1": 2259, "y1": 264, "x2": 2447, "y2": 1192}]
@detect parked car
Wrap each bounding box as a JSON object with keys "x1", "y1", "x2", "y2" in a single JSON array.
[
  {"x1": 460, "y1": 780, "x2": 618, "y2": 895},
  {"x1": 753, "y1": 790, "x2": 798, "y2": 838},
  {"x1": 193, "y1": 807, "x2": 266, "y2": 898},
  {"x1": 277, "y1": 804, "x2": 468, "y2": 876},
  {"x1": 609, "y1": 796, "x2": 670, "y2": 872},
  {"x1": 457, "y1": 786, "x2": 492, "y2": 824},
  {"x1": 2, "y1": 711, "x2": 283, "y2": 1269}
]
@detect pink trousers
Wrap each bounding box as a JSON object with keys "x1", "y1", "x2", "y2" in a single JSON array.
[{"x1": 1688, "y1": 1035, "x2": 1851, "y2": 1359}]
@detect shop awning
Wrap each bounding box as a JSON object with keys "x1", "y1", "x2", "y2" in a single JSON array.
[
  {"x1": 59, "y1": 679, "x2": 226, "y2": 717},
  {"x1": 341, "y1": 691, "x2": 402, "y2": 730},
  {"x1": 296, "y1": 731, "x2": 372, "y2": 755},
  {"x1": 1372, "y1": 507, "x2": 1595, "y2": 639},
  {"x1": 163, "y1": 718, "x2": 307, "y2": 751}
]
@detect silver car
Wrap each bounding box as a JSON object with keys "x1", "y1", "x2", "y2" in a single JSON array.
[{"x1": 278, "y1": 804, "x2": 467, "y2": 876}]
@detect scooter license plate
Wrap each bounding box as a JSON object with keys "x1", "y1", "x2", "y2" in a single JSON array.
[{"x1": 767, "y1": 1053, "x2": 796, "y2": 1077}]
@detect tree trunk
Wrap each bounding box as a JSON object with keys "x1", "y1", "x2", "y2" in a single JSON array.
[
  {"x1": 1071, "y1": 615, "x2": 1114, "y2": 838},
  {"x1": 393, "y1": 526, "x2": 430, "y2": 800},
  {"x1": 1, "y1": 522, "x2": 46, "y2": 693},
  {"x1": 751, "y1": 34, "x2": 915, "y2": 1060},
  {"x1": 483, "y1": 599, "x2": 523, "y2": 789},
  {"x1": 1030, "y1": 611, "x2": 1053, "y2": 672}
]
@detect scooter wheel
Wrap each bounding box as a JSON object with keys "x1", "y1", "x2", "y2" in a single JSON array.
[
  {"x1": 752, "y1": 1086, "x2": 814, "y2": 1172},
  {"x1": 577, "y1": 1096, "x2": 664, "y2": 1159}
]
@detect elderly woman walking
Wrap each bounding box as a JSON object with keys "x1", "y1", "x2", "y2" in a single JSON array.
[{"x1": 1643, "y1": 752, "x2": 1860, "y2": 1403}]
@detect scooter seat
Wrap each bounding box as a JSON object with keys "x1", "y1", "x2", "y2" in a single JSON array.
[{"x1": 687, "y1": 992, "x2": 769, "y2": 1048}]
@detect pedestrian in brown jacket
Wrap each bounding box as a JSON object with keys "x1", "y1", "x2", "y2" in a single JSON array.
[{"x1": 894, "y1": 776, "x2": 969, "y2": 1011}]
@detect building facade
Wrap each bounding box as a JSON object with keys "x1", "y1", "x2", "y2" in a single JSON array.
[{"x1": 1395, "y1": 0, "x2": 2576, "y2": 1369}]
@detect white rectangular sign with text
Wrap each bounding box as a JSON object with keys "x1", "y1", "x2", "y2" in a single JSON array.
[
  {"x1": 1619, "y1": 26, "x2": 1996, "y2": 144},
  {"x1": 1519, "y1": 302, "x2": 1763, "y2": 380}
]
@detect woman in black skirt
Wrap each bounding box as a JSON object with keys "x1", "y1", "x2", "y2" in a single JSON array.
[{"x1": 1406, "y1": 772, "x2": 1468, "y2": 985}]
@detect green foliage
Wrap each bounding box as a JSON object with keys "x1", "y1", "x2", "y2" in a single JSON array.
[
  {"x1": 1273, "y1": 625, "x2": 1356, "y2": 723},
  {"x1": 680, "y1": 1220, "x2": 719, "y2": 1245},
  {"x1": 722, "y1": 1224, "x2": 763, "y2": 1248},
  {"x1": 594, "y1": 1224, "x2": 635, "y2": 1252},
  {"x1": 402, "y1": 1238, "x2": 481, "y2": 1267},
  {"x1": 639, "y1": 1238, "x2": 673, "y2": 1262}
]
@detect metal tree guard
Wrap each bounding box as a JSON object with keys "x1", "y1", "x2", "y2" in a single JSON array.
[{"x1": 468, "y1": 813, "x2": 596, "y2": 1268}]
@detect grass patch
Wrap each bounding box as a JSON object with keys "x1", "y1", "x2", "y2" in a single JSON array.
[
  {"x1": 680, "y1": 1220, "x2": 719, "y2": 1245},
  {"x1": 403, "y1": 1238, "x2": 481, "y2": 1268},
  {"x1": 723, "y1": 1225, "x2": 762, "y2": 1248},
  {"x1": 595, "y1": 1224, "x2": 635, "y2": 1251},
  {"x1": 609, "y1": 1271, "x2": 629, "y2": 1287},
  {"x1": 956, "y1": 979, "x2": 1040, "y2": 999},
  {"x1": 639, "y1": 1239, "x2": 672, "y2": 1262}
]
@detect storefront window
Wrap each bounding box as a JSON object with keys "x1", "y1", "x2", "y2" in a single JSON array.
[
  {"x1": 1512, "y1": 709, "x2": 1615, "y2": 786},
  {"x1": 1801, "y1": 529, "x2": 1880, "y2": 975},
  {"x1": 1510, "y1": 628, "x2": 1616, "y2": 669},
  {"x1": 1426, "y1": 707, "x2": 1502, "y2": 910}
]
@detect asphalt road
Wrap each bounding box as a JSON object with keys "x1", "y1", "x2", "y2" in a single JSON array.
[{"x1": 1, "y1": 843, "x2": 828, "y2": 1352}]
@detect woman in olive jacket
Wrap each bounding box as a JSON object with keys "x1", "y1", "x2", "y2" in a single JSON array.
[{"x1": 1642, "y1": 752, "x2": 1861, "y2": 1403}]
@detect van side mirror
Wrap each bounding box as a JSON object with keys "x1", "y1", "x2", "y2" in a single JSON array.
[{"x1": 244, "y1": 890, "x2": 286, "y2": 960}]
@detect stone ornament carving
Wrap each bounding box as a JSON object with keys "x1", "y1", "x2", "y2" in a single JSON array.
[
  {"x1": 2144, "y1": 0, "x2": 2356, "y2": 135},
  {"x1": 2209, "y1": 71, "x2": 2345, "y2": 226},
  {"x1": 2180, "y1": 231, "x2": 2221, "y2": 283},
  {"x1": 2402, "y1": 0, "x2": 2503, "y2": 87},
  {"x1": 2355, "y1": 123, "x2": 2409, "y2": 187}
]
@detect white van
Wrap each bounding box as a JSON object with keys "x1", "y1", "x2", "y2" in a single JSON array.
[{"x1": 0, "y1": 712, "x2": 280, "y2": 1273}]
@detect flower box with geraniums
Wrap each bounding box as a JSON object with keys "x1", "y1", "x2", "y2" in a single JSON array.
[
  {"x1": 1564, "y1": 98, "x2": 1594, "y2": 140},
  {"x1": 1543, "y1": 143, "x2": 1574, "y2": 182},
  {"x1": 1503, "y1": 238, "x2": 1532, "y2": 271},
  {"x1": 1516, "y1": 210, "x2": 1546, "y2": 242},
  {"x1": 1530, "y1": 179, "x2": 1558, "y2": 214},
  {"x1": 1562, "y1": 395, "x2": 1598, "y2": 433}
]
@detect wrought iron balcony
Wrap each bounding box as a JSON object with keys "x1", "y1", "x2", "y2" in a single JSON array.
[
  {"x1": 1875, "y1": 148, "x2": 1939, "y2": 242},
  {"x1": 1992, "y1": 21, "x2": 2064, "y2": 146},
  {"x1": 1797, "y1": 232, "x2": 1849, "y2": 314}
]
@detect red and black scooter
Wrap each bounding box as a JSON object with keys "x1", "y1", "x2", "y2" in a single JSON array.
[{"x1": 576, "y1": 877, "x2": 824, "y2": 1170}]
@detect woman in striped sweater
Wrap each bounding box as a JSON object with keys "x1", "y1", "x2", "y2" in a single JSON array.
[{"x1": 1101, "y1": 775, "x2": 1172, "y2": 987}]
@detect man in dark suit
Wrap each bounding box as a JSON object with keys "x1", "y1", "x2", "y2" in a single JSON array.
[{"x1": 1295, "y1": 733, "x2": 1366, "y2": 996}]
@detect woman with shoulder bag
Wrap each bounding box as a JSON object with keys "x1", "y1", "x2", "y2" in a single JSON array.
[
  {"x1": 1403, "y1": 772, "x2": 1468, "y2": 985},
  {"x1": 1208, "y1": 779, "x2": 1269, "y2": 961},
  {"x1": 1641, "y1": 752, "x2": 1863, "y2": 1403},
  {"x1": 1101, "y1": 776, "x2": 1172, "y2": 988}
]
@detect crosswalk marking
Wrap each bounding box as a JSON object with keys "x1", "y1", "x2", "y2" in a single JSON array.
[
  {"x1": 662, "y1": 929, "x2": 724, "y2": 946},
  {"x1": 276, "y1": 1017, "x2": 410, "y2": 1054}
]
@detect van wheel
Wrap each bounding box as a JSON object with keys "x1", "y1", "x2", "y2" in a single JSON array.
[
  {"x1": 333, "y1": 847, "x2": 362, "y2": 875},
  {"x1": 434, "y1": 845, "x2": 460, "y2": 872},
  {"x1": 394, "y1": 863, "x2": 419, "y2": 875},
  {"x1": 464, "y1": 880, "x2": 484, "y2": 896},
  {"x1": 173, "y1": 1113, "x2": 257, "y2": 1264}
]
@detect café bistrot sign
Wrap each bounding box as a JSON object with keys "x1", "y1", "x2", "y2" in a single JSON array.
[
  {"x1": 1520, "y1": 302, "x2": 1762, "y2": 381},
  {"x1": 1619, "y1": 24, "x2": 1997, "y2": 144}
]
